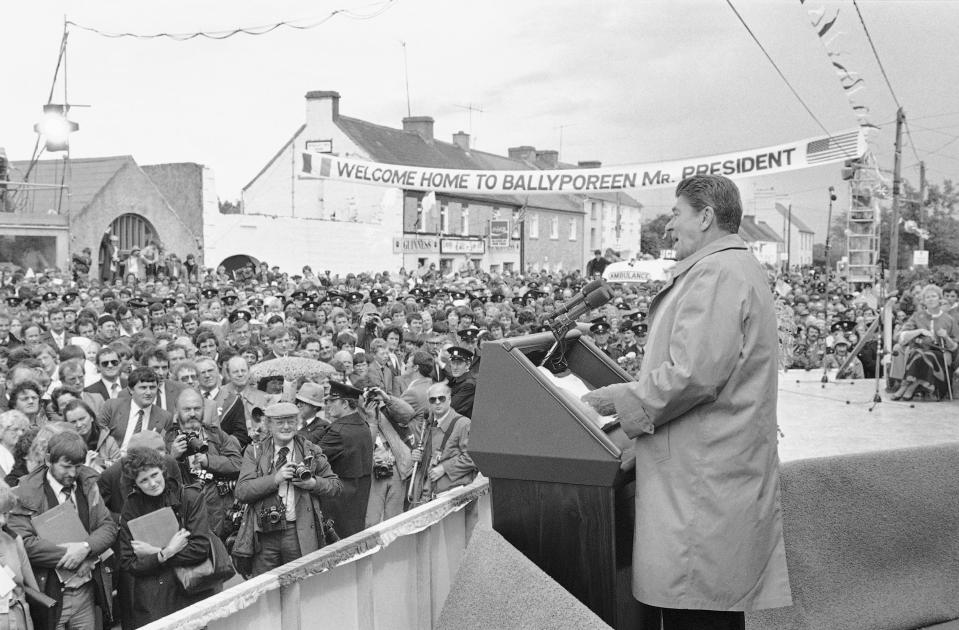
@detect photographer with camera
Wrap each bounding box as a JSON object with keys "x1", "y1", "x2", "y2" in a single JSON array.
[
  {"x1": 165, "y1": 388, "x2": 242, "y2": 541},
  {"x1": 235, "y1": 402, "x2": 342, "y2": 576},
  {"x1": 355, "y1": 382, "x2": 415, "y2": 528},
  {"x1": 355, "y1": 310, "x2": 383, "y2": 354}
]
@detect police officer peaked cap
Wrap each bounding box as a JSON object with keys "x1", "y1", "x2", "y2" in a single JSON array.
[
  {"x1": 347, "y1": 291, "x2": 364, "y2": 304},
  {"x1": 290, "y1": 290, "x2": 308, "y2": 300},
  {"x1": 830, "y1": 320, "x2": 857, "y2": 334},
  {"x1": 447, "y1": 346, "x2": 474, "y2": 362},
  {"x1": 228, "y1": 310, "x2": 253, "y2": 324},
  {"x1": 590, "y1": 321, "x2": 612, "y2": 335},
  {"x1": 201, "y1": 288, "x2": 218, "y2": 299},
  {"x1": 4, "y1": 297, "x2": 22, "y2": 308},
  {"x1": 42, "y1": 291, "x2": 59, "y2": 302},
  {"x1": 371, "y1": 295, "x2": 388, "y2": 307},
  {"x1": 457, "y1": 327, "x2": 481, "y2": 341},
  {"x1": 161, "y1": 297, "x2": 177, "y2": 308},
  {"x1": 62, "y1": 291, "x2": 79, "y2": 304},
  {"x1": 328, "y1": 380, "x2": 363, "y2": 401},
  {"x1": 631, "y1": 322, "x2": 649, "y2": 335}
]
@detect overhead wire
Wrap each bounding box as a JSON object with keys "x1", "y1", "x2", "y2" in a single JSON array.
[
  {"x1": 724, "y1": 0, "x2": 832, "y2": 137},
  {"x1": 66, "y1": 1, "x2": 396, "y2": 40}
]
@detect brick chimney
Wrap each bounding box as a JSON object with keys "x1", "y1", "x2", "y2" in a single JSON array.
[
  {"x1": 402, "y1": 116, "x2": 434, "y2": 141},
  {"x1": 578, "y1": 160, "x2": 602, "y2": 168},
  {"x1": 452, "y1": 131, "x2": 470, "y2": 151},
  {"x1": 508, "y1": 146, "x2": 537, "y2": 163},
  {"x1": 536, "y1": 150, "x2": 559, "y2": 169},
  {"x1": 305, "y1": 91, "x2": 340, "y2": 126}
]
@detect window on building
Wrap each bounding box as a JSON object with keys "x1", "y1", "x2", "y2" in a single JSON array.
[
  {"x1": 529, "y1": 213, "x2": 539, "y2": 239},
  {"x1": 569, "y1": 218, "x2": 577, "y2": 240},
  {"x1": 503, "y1": 262, "x2": 514, "y2": 273},
  {"x1": 591, "y1": 201, "x2": 599, "y2": 220},
  {"x1": 461, "y1": 205, "x2": 470, "y2": 235},
  {"x1": 440, "y1": 202, "x2": 449, "y2": 234},
  {"x1": 416, "y1": 202, "x2": 425, "y2": 233},
  {"x1": 590, "y1": 227, "x2": 597, "y2": 250},
  {"x1": 512, "y1": 210, "x2": 521, "y2": 238},
  {"x1": 550, "y1": 216, "x2": 559, "y2": 240},
  {"x1": 492, "y1": 206, "x2": 500, "y2": 220}
]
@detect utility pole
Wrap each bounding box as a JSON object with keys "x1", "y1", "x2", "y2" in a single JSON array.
[
  {"x1": 888, "y1": 107, "x2": 904, "y2": 292},
  {"x1": 917, "y1": 160, "x2": 926, "y2": 254}
]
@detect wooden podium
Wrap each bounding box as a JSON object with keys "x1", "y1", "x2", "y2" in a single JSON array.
[{"x1": 471, "y1": 329, "x2": 657, "y2": 630}]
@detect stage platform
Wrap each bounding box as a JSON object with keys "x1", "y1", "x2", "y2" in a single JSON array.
[
  {"x1": 745, "y1": 370, "x2": 959, "y2": 630},
  {"x1": 777, "y1": 370, "x2": 959, "y2": 463}
]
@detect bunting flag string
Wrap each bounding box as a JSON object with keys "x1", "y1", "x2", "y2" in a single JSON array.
[{"x1": 800, "y1": 0, "x2": 875, "y2": 134}]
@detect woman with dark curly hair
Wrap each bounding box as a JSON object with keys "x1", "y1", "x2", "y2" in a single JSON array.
[
  {"x1": 118, "y1": 447, "x2": 215, "y2": 628},
  {"x1": 6, "y1": 381, "x2": 45, "y2": 427},
  {"x1": 61, "y1": 399, "x2": 121, "y2": 473}
]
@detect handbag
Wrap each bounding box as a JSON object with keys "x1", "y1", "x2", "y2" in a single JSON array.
[{"x1": 174, "y1": 533, "x2": 236, "y2": 594}]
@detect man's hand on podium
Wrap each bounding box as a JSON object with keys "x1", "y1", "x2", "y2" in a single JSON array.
[{"x1": 581, "y1": 389, "x2": 617, "y2": 416}]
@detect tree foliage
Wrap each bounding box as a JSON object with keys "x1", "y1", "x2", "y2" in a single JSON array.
[
  {"x1": 817, "y1": 176, "x2": 959, "y2": 276},
  {"x1": 640, "y1": 214, "x2": 671, "y2": 256}
]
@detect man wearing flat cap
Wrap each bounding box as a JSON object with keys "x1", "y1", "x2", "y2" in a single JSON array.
[
  {"x1": 236, "y1": 402, "x2": 342, "y2": 576},
  {"x1": 295, "y1": 382, "x2": 330, "y2": 445},
  {"x1": 317, "y1": 380, "x2": 374, "y2": 538}
]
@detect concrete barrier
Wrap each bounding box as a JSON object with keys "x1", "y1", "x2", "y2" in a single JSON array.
[{"x1": 141, "y1": 476, "x2": 491, "y2": 630}]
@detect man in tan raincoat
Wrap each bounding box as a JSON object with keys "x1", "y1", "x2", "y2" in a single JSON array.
[{"x1": 583, "y1": 174, "x2": 792, "y2": 630}]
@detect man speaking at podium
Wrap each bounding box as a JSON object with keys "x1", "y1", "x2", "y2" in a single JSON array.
[{"x1": 582, "y1": 174, "x2": 791, "y2": 630}]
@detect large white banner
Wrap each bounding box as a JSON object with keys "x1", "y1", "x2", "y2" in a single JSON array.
[{"x1": 300, "y1": 128, "x2": 864, "y2": 195}]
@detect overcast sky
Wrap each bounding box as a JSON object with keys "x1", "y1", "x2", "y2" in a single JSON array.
[{"x1": 3, "y1": 0, "x2": 957, "y2": 239}]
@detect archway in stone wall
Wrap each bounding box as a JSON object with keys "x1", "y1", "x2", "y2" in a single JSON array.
[
  {"x1": 219, "y1": 254, "x2": 260, "y2": 278},
  {"x1": 98, "y1": 213, "x2": 160, "y2": 282}
]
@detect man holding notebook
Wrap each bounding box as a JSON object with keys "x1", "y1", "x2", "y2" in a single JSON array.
[{"x1": 9, "y1": 431, "x2": 118, "y2": 630}]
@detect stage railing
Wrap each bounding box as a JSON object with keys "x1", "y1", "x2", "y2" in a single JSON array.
[{"x1": 141, "y1": 476, "x2": 491, "y2": 630}]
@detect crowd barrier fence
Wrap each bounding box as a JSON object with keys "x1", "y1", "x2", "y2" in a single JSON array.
[{"x1": 140, "y1": 476, "x2": 492, "y2": 630}]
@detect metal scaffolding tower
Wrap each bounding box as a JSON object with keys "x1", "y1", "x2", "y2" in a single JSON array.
[{"x1": 845, "y1": 153, "x2": 882, "y2": 286}]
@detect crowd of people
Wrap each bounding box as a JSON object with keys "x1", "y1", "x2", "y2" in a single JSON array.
[{"x1": 0, "y1": 246, "x2": 955, "y2": 628}]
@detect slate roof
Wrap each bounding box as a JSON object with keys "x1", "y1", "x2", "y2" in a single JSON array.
[
  {"x1": 740, "y1": 216, "x2": 784, "y2": 243},
  {"x1": 7, "y1": 155, "x2": 136, "y2": 214},
  {"x1": 775, "y1": 202, "x2": 814, "y2": 233},
  {"x1": 334, "y1": 116, "x2": 585, "y2": 213}
]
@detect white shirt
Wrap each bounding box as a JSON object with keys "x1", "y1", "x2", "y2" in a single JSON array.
[
  {"x1": 273, "y1": 442, "x2": 298, "y2": 522},
  {"x1": 101, "y1": 378, "x2": 121, "y2": 399},
  {"x1": 46, "y1": 471, "x2": 75, "y2": 506},
  {"x1": 122, "y1": 403, "x2": 151, "y2": 451},
  {"x1": 0, "y1": 446, "x2": 14, "y2": 478},
  {"x1": 156, "y1": 385, "x2": 168, "y2": 411}
]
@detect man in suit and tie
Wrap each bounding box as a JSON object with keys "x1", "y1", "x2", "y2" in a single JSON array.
[
  {"x1": 41, "y1": 306, "x2": 72, "y2": 352},
  {"x1": 368, "y1": 339, "x2": 400, "y2": 397},
  {"x1": 195, "y1": 357, "x2": 251, "y2": 448},
  {"x1": 140, "y1": 347, "x2": 186, "y2": 413},
  {"x1": 83, "y1": 347, "x2": 124, "y2": 404},
  {"x1": 97, "y1": 367, "x2": 173, "y2": 450}
]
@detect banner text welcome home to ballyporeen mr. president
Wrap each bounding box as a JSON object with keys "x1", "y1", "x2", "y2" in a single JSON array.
[{"x1": 300, "y1": 129, "x2": 865, "y2": 195}]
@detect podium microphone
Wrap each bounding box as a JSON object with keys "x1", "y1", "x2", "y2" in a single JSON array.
[
  {"x1": 545, "y1": 279, "x2": 606, "y2": 320},
  {"x1": 552, "y1": 285, "x2": 614, "y2": 327}
]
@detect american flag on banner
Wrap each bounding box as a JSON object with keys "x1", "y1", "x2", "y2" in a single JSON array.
[{"x1": 806, "y1": 131, "x2": 860, "y2": 164}]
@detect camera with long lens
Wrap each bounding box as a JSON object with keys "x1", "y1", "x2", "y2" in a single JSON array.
[
  {"x1": 181, "y1": 431, "x2": 209, "y2": 456},
  {"x1": 365, "y1": 314, "x2": 381, "y2": 331},
  {"x1": 257, "y1": 497, "x2": 287, "y2": 533}
]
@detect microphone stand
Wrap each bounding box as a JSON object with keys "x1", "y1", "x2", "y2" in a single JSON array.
[
  {"x1": 539, "y1": 314, "x2": 578, "y2": 372},
  {"x1": 870, "y1": 260, "x2": 887, "y2": 411},
  {"x1": 822, "y1": 186, "x2": 838, "y2": 385}
]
